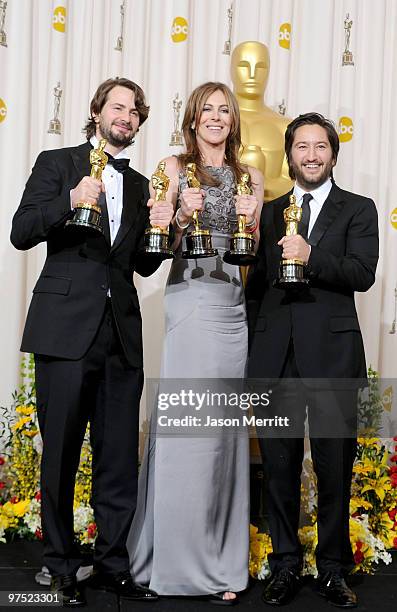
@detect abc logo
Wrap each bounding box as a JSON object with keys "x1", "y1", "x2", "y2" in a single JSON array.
[
  {"x1": 171, "y1": 16, "x2": 188, "y2": 43},
  {"x1": 53, "y1": 6, "x2": 66, "y2": 32},
  {"x1": 382, "y1": 386, "x2": 393, "y2": 411},
  {"x1": 338, "y1": 116, "x2": 354, "y2": 142},
  {"x1": 279, "y1": 23, "x2": 291, "y2": 49},
  {"x1": 390, "y1": 207, "x2": 397, "y2": 230},
  {"x1": 0, "y1": 98, "x2": 7, "y2": 123}
]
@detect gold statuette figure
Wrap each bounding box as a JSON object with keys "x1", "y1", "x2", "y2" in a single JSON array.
[
  {"x1": 48, "y1": 82, "x2": 62, "y2": 135},
  {"x1": 169, "y1": 93, "x2": 183, "y2": 146},
  {"x1": 274, "y1": 195, "x2": 309, "y2": 288},
  {"x1": 231, "y1": 41, "x2": 293, "y2": 202},
  {"x1": 144, "y1": 161, "x2": 174, "y2": 258},
  {"x1": 342, "y1": 13, "x2": 354, "y2": 66},
  {"x1": 66, "y1": 139, "x2": 108, "y2": 233},
  {"x1": 182, "y1": 163, "x2": 218, "y2": 259},
  {"x1": 224, "y1": 173, "x2": 257, "y2": 266}
]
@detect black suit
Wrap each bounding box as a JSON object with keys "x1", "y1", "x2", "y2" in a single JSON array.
[
  {"x1": 11, "y1": 142, "x2": 163, "y2": 577},
  {"x1": 246, "y1": 183, "x2": 378, "y2": 574}
]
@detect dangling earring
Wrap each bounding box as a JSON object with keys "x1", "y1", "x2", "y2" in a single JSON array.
[{"x1": 191, "y1": 123, "x2": 196, "y2": 130}]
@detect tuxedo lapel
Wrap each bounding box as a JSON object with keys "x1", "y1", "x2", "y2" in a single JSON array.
[
  {"x1": 308, "y1": 183, "x2": 345, "y2": 246},
  {"x1": 111, "y1": 169, "x2": 143, "y2": 252},
  {"x1": 274, "y1": 190, "x2": 294, "y2": 240},
  {"x1": 70, "y1": 142, "x2": 92, "y2": 179}
]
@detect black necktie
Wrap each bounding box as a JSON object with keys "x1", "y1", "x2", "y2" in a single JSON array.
[
  {"x1": 299, "y1": 193, "x2": 313, "y2": 240},
  {"x1": 106, "y1": 156, "x2": 130, "y2": 174}
]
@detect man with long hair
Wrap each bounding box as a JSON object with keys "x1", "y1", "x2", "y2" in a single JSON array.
[{"x1": 11, "y1": 78, "x2": 173, "y2": 606}]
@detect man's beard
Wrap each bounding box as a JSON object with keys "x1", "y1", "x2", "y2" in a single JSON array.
[
  {"x1": 290, "y1": 159, "x2": 334, "y2": 190},
  {"x1": 99, "y1": 119, "x2": 136, "y2": 148}
]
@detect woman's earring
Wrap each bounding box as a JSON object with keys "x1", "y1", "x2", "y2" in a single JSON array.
[{"x1": 191, "y1": 123, "x2": 195, "y2": 130}]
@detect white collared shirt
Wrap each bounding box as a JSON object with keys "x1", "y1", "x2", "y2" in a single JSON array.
[
  {"x1": 293, "y1": 178, "x2": 332, "y2": 237},
  {"x1": 90, "y1": 136, "x2": 130, "y2": 245}
]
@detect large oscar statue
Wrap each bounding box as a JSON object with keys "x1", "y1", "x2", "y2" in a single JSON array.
[{"x1": 231, "y1": 41, "x2": 293, "y2": 202}]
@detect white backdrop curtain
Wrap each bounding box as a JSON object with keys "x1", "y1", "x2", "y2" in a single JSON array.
[{"x1": 0, "y1": 0, "x2": 396, "y2": 413}]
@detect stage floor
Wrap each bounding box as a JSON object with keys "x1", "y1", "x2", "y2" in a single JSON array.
[{"x1": 0, "y1": 541, "x2": 395, "y2": 611}]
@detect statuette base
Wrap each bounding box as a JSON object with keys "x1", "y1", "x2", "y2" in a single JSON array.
[
  {"x1": 182, "y1": 231, "x2": 218, "y2": 259},
  {"x1": 223, "y1": 234, "x2": 257, "y2": 266},
  {"x1": 65, "y1": 204, "x2": 103, "y2": 234},
  {"x1": 48, "y1": 119, "x2": 61, "y2": 135},
  {"x1": 144, "y1": 227, "x2": 174, "y2": 258},
  {"x1": 273, "y1": 259, "x2": 309, "y2": 289}
]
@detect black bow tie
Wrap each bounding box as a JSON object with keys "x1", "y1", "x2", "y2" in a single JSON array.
[{"x1": 106, "y1": 157, "x2": 130, "y2": 174}]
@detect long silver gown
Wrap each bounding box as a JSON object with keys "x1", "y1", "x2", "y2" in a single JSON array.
[{"x1": 127, "y1": 167, "x2": 250, "y2": 595}]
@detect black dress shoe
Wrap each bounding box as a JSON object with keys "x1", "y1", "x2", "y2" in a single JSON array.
[
  {"x1": 316, "y1": 573, "x2": 357, "y2": 608},
  {"x1": 262, "y1": 568, "x2": 300, "y2": 606},
  {"x1": 94, "y1": 571, "x2": 158, "y2": 601},
  {"x1": 51, "y1": 574, "x2": 86, "y2": 607}
]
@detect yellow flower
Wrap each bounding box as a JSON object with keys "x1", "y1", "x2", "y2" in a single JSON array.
[
  {"x1": 15, "y1": 405, "x2": 35, "y2": 416},
  {"x1": 361, "y1": 477, "x2": 391, "y2": 502},
  {"x1": 22, "y1": 429, "x2": 38, "y2": 438},
  {"x1": 12, "y1": 417, "x2": 31, "y2": 431},
  {"x1": 12, "y1": 500, "x2": 30, "y2": 517},
  {"x1": 358, "y1": 437, "x2": 380, "y2": 448},
  {"x1": 350, "y1": 497, "x2": 372, "y2": 513},
  {"x1": 0, "y1": 511, "x2": 10, "y2": 530}
]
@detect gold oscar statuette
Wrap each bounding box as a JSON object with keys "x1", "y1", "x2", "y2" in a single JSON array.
[
  {"x1": 114, "y1": 0, "x2": 125, "y2": 51},
  {"x1": 273, "y1": 194, "x2": 309, "y2": 289},
  {"x1": 342, "y1": 13, "x2": 354, "y2": 66},
  {"x1": 48, "y1": 82, "x2": 62, "y2": 135},
  {"x1": 169, "y1": 93, "x2": 183, "y2": 146},
  {"x1": 65, "y1": 139, "x2": 108, "y2": 233},
  {"x1": 182, "y1": 163, "x2": 218, "y2": 259},
  {"x1": 224, "y1": 173, "x2": 257, "y2": 266},
  {"x1": 222, "y1": 6, "x2": 233, "y2": 55},
  {"x1": 144, "y1": 161, "x2": 174, "y2": 259}
]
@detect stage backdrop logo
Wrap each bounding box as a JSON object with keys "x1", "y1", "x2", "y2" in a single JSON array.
[
  {"x1": 171, "y1": 16, "x2": 188, "y2": 43},
  {"x1": 382, "y1": 386, "x2": 393, "y2": 412},
  {"x1": 53, "y1": 6, "x2": 66, "y2": 32},
  {"x1": 390, "y1": 208, "x2": 397, "y2": 230},
  {"x1": 279, "y1": 23, "x2": 291, "y2": 49},
  {"x1": 0, "y1": 97, "x2": 7, "y2": 123},
  {"x1": 338, "y1": 116, "x2": 353, "y2": 142}
]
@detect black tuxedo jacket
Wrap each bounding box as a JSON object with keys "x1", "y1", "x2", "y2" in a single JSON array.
[
  {"x1": 11, "y1": 141, "x2": 162, "y2": 368},
  {"x1": 246, "y1": 184, "x2": 379, "y2": 380}
]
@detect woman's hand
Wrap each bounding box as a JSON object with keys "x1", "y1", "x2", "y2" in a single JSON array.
[
  {"x1": 235, "y1": 194, "x2": 258, "y2": 226},
  {"x1": 147, "y1": 198, "x2": 174, "y2": 228},
  {"x1": 177, "y1": 187, "x2": 205, "y2": 225}
]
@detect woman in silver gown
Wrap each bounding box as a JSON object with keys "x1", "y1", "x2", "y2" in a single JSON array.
[{"x1": 128, "y1": 82, "x2": 263, "y2": 605}]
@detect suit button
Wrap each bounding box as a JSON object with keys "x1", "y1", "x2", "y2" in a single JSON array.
[{"x1": 101, "y1": 284, "x2": 107, "y2": 290}]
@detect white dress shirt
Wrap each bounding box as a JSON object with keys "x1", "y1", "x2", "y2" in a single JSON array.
[
  {"x1": 90, "y1": 135, "x2": 130, "y2": 245},
  {"x1": 293, "y1": 178, "x2": 332, "y2": 238}
]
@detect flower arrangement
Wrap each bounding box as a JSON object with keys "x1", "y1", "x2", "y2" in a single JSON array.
[{"x1": 0, "y1": 355, "x2": 95, "y2": 546}]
